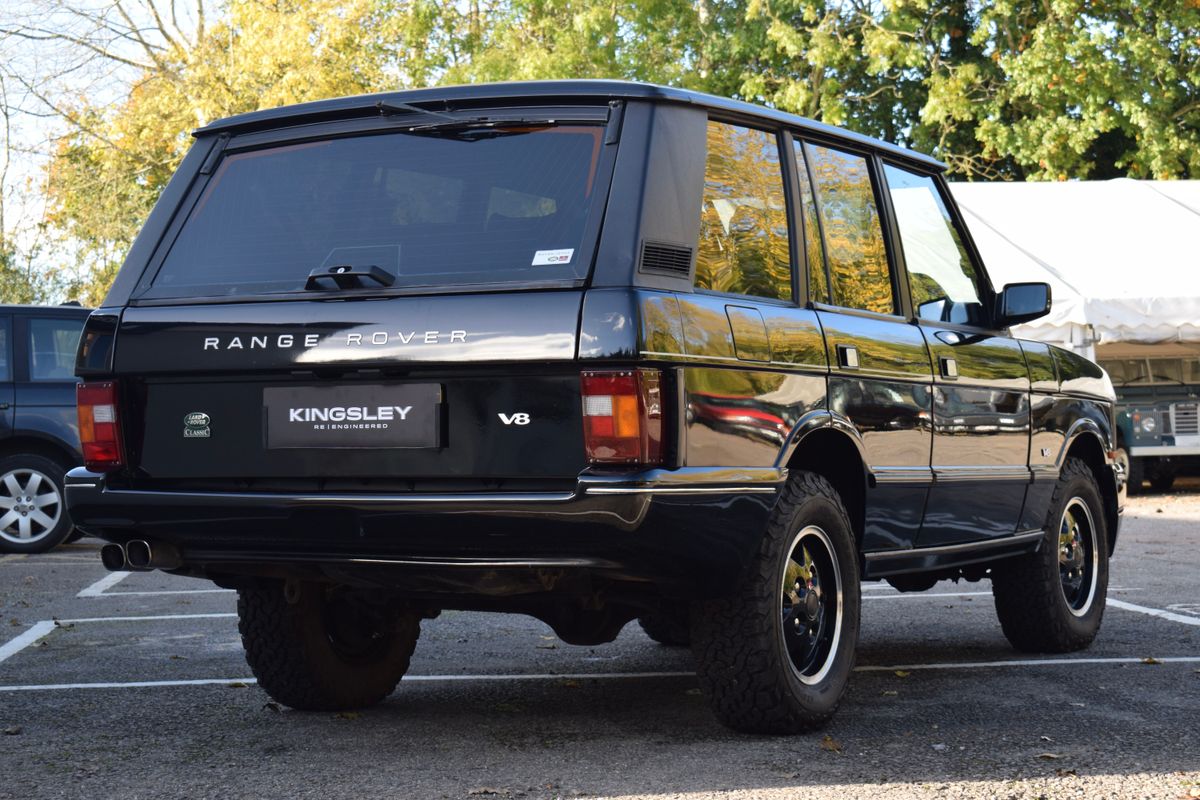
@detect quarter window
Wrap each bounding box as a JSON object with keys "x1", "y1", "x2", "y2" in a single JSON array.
[
  {"x1": 806, "y1": 144, "x2": 893, "y2": 315},
  {"x1": 695, "y1": 121, "x2": 791, "y2": 301},
  {"x1": 29, "y1": 318, "x2": 84, "y2": 382},
  {"x1": 884, "y1": 165, "x2": 986, "y2": 326}
]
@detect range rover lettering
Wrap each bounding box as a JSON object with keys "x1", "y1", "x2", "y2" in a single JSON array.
[{"x1": 67, "y1": 82, "x2": 1122, "y2": 733}]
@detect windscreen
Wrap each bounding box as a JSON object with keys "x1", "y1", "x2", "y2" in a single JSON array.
[{"x1": 146, "y1": 125, "x2": 605, "y2": 298}]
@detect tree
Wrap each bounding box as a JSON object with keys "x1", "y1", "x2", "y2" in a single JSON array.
[{"x1": 1, "y1": 0, "x2": 1197, "y2": 304}]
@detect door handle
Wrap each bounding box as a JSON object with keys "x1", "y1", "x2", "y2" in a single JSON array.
[
  {"x1": 939, "y1": 356, "x2": 958, "y2": 379},
  {"x1": 836, "y1": 344, "x2": 860, "y2": 369}
]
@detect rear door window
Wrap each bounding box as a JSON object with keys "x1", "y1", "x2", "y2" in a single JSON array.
[
  {"x1": 144, "y1": 125, "x2": 606, "y2": 299},
  {"x1": 805, "y1": 143, "x2": 894, "y2": 315},
  {"x1": 694, "y1": 121, "x2": 792, "y2": 301},
  {"x1": 28, "y1": 317, "x2": 84, "y2": 381}
]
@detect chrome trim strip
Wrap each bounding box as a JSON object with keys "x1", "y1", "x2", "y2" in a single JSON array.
[
  {"x1": 864, "y1": 529, "x2": 1044, "y2": 561},
  {"x1": 872, "y1": 467, "x2": 933, "y2": 485},
  {"x1": 84, "y1": 488, "x2": 579, "y2": 505},
  {"x1": 585, "y1": 486, "x2": 779, "y2": 495},
  {"x1": 931, "y1": 466, "x2": 1031, "y2": 484}
]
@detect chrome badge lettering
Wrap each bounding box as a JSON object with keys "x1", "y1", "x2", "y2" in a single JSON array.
[{"x1": 203, "y1": 330, "x2": 468, "y2": 351}]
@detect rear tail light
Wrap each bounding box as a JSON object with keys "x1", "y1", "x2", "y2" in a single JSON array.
[
  {"x1": 77, "y1": 381, "x2": 124, "y2": 472},
  {"x1": 581, "y1": 369, "x2": 663, "y2": 465}
]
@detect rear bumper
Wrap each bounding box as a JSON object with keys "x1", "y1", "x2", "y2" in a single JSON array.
[{"x1": 65, "y1": 467, "x2": 782, "y2": 596}]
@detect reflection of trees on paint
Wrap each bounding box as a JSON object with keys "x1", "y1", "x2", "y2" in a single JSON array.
[
  {"x1": 807, "y1": 144, "x2": 892, "y2": 315},
  {"x1": 793, "y1": 146, "x2": 828, "y2": 302},
  {"x1": 695, "y1": 122, "x2": 791, "y2": 301}
]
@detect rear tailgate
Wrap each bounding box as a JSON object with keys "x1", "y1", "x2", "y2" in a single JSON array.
[{"x1": 115, "y1": 292, "x2": 586, "y2": 481}]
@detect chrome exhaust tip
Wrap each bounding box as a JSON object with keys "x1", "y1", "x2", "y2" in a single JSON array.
[
  {"x1": 125, "y1": 540, "x2": 152, "y2": 570},
  {"x1": 125, "y1": 539, "x2": 182, "y2": 571},
  {"x1": 99, "y1": 543, "x2": 127, "y2": 571}
]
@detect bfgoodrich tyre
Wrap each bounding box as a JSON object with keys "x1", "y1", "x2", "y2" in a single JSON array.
[
  {"x1": 691, "y1": 471, "x2": 860, "y2": 734},
  {"x1": 992, "y1": 457, "x2": 1109, "y2": 653},
  {"x1": 238, "y1": 581, "x2": 420, "y2": 711}
]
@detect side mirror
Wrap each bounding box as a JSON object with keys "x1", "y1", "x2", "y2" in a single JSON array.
[{"x1": 997, "y1": 282, "x2": 1051, "y2": 327}]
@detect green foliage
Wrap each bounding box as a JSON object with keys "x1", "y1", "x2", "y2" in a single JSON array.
[{"x1": 9, "y1": 0, "x2": 1197, "y2": 302}]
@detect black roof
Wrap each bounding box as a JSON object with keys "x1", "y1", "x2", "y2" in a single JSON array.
[{"x1": 194, "y1": 80, "x2": 943, "y2": 170}]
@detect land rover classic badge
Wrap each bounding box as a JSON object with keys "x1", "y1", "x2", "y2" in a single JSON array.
[{"x1": 183, "y1": 411, "x2": 211, "y2": 438}]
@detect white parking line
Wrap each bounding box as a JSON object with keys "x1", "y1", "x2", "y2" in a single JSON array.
[
  {"x1": 98, "y1": 588, "x2": 236, "y2": 597},
  {"x1": 76, "y1": 571, "x2": 132, "y2": 597},
  {"x1": 863, "y1": 588, "x2": 1142, "y2": 601},
  {"x1": 3, "y1": 656, "x2": 1200, "y2": 693},
  {"x1": 59, "y1": 613, "x2": 237, "y2": 624},
  {"x1": 856, "y1": 655, "x2": 1200, "y2": 671},
  {"x1": 0, "y1": 621, "x2": 56, "y2": 665},
  {"x1": 1107, "y1": 598, "x2": 1200, "y2": 627}
]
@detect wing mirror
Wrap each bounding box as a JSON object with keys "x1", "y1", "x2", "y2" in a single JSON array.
[{"x1": 996, "y1": 282, "x2": 1051, "y2": 327}]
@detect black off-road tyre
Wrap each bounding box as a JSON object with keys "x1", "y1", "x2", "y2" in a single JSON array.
[
  {"x1": 691, "y1": 471, "x2": 860, "y2": 734},
  {"x1": 238, "y1": 581, "x2": 420, "y2": 711},
  {"x1": 637, "y1": 602, "x2": 691, "y2": 647},
  {"x1": 992, "y1": 457, "x2": 1109, "y2": 653},
  {"x1": 0, "y1": 453, "x2": 74, "y2": 554}
]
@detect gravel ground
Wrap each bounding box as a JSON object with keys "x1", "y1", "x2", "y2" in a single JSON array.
[{"x1": 0, "y1": 484, "x2": 1197, "y2": 800}]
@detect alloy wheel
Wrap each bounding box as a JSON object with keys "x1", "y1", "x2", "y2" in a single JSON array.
[{"x1": 0, "y1": 468, "x2": 62, "y2": 545}]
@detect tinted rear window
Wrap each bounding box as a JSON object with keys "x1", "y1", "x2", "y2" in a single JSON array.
[{"x1": 145, "y1": 126, "x2": 605, "y2": 298}]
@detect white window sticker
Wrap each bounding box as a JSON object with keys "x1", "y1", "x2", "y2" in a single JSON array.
[{"x1": 531, "y1": 248, "x2": 574, "y2": 266}]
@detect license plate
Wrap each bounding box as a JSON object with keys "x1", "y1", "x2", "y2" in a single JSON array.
[{"x1": 264, "y1": 384, "x2": 441, "y2": 449}]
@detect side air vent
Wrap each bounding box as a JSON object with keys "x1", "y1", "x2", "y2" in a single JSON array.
[{"x1": 639, "y1": 241, "x2": 694, "y2": 278}]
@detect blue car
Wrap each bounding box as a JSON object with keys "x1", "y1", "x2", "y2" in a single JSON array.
[{"x1": 0, "y1": 303, "x2": 90, "y2": 553}]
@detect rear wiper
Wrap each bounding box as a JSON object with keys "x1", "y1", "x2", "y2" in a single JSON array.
[
  {"x1": 375, "y1": 99, "x2": 459, "y2": 123},
  {"x1": 305, "y1": 264, "x2": 395, "y2": 291}
]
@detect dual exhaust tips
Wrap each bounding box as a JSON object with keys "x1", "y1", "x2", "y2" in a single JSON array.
[{"x1": 100, "y1": 540, "x2": 182, "y2": 572}]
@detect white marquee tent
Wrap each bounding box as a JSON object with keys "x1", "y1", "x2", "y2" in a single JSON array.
[{"x1": 948, "y1": 179, "x2": 1200, "y2": 356}]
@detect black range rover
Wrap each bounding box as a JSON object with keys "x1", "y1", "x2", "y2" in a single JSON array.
[{"x1": 67, "y1": 81, "x2": 1122, "y2": 733}]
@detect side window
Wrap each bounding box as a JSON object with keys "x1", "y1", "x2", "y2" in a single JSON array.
[
  {"x1": 792, "y1": 141, "x2": 828, "y2": 303},
  {"x1": 28, "y1": 318, "x2": 84, "y2": 382},
  {"x1": 0, "y1": 318, "x2": 9, "y2": 382},
  {"x1": 805, "y1": 144, "x2": 893, "y2": 314},
  {"x1": 695, "y1": 121, "x2": 791, "y2": 301},
  {"x1": 883, "y1": 164, "x2": 987, "y2": 326}
]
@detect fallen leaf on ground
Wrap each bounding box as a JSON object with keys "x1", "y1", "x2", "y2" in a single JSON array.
[
  {"x1": 226, "y1": 681, "x2": 249, "y2": 689},
  {"x1": 560, "y1": 679, "x2": 580, "y2": 688},
  {"x1": 169, "y1": 655, "x2": 187, "y2": 661},
  {"x1": 335, "y1": 711, "x2": 360, "y2": 720},
  {"x1": 931, "y1": 743, "x2": 947, "y2": 752},
  {"x1": 467, "y1": 788, "x2": 507, "y2": 797},
  {"x1": 262, "y1": 702, "x2": 281, "y2": 713},
  {"x1": 3, "y1": 726, "x2": 21, "y2": 735},
  {"x1": 893, "y1": 670, "x2": 911, "y2": 678},
  {"x1": 1036, "y1": 752, "x2": 1063, "y2": 760},
  {"x1": 1040, "y1": 735, "x2": 1054, "y2": 742},
  {"x1": 881, "y1": 690, "x2": 898, "y2": 696},
  {"x1": 1055, "y1": 768, "x2": 1077, "y2": 777},
  {"x1": 536, "y1": 643, "x2": 557, "y2": 650},
  {"x1": 1142, "y1": 656, "x2": 1162, "y2": 665},
  {"x1": 819, "y1": 735, "x2": 842, "y2": 753},
  {"x1": 685, "y1": 688, "x2": 702, "y2": 696}
]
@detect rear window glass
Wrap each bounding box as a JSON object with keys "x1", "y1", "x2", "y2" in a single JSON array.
[{"x1": 146, "y1": 126, "x2": 605, "y2": 298}]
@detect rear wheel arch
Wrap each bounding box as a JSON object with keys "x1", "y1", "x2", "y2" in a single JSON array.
[
  {"x1": 0, "y1": 435, "x2": 79, "y2": 471},
  {"x1": 784, "y1": 427, "x2": 867, "y2": 551},
  {"x1": 1064, "y1": 431, "x2": 1119, "y2": 554}
]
